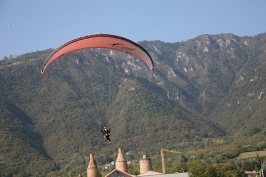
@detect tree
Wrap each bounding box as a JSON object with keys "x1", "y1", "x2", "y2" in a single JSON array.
[{"x1": 188, "y1": 160, "x2": 226, "y2": 177}]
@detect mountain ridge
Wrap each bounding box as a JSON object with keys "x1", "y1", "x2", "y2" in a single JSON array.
[{"x1": 0, "y1": 32, "x2": 266, "y2": 176}]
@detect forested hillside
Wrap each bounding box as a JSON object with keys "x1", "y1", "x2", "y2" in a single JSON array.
[{"x1": 1, "y1": 32, "x2": 266, "y2": 176}]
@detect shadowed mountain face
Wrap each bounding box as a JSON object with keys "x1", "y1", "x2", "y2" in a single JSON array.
[{"x1": 0, "y1": 32, "x2": 266, "y2": 176}]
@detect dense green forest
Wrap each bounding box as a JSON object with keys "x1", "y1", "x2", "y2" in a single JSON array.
[{"x1": 1, "y1": 32, "x2": 266, "y2": 176}]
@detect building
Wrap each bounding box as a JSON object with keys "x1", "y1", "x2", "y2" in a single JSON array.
[
  {"x1": 86, "y1": 147, "x2": 189, "y2": 177},
  {"x1": 244, "y1": 171, "x2": 260, "y2": 177}
]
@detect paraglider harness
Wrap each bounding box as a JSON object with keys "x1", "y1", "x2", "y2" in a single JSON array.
[{"x1": 100, "y1": 124, "x2": 111, "y2": 143}]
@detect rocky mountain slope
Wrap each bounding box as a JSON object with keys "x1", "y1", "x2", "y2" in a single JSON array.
[{"x1": 0, "y1": 32, "x2": 266, "y2": 176}]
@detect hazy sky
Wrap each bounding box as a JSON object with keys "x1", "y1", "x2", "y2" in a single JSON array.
[{"x1": 1, "y1": 0, "x2": 266, "y2": 59}]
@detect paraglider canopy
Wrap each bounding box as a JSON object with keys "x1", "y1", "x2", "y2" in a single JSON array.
[{"x1": 41, "y1": 34, "x2": 154, "y2": 75}]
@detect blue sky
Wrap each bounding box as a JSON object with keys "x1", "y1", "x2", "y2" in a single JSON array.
[{"x1": 1, "y1": 0, "x2": 266, "y2": 59}]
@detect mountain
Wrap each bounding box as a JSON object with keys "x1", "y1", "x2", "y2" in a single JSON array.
[{"x1": 0, "y1": 32, "x2": 266, "y2": 176}]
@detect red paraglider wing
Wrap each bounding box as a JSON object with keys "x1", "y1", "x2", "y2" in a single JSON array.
[{"x1": 41, "y1": 34, "x2": 154, "y2": 75}]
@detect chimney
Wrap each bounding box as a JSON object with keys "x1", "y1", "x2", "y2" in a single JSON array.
[
  {"x1": 87, "y1": 154, "x2": 99, "y2": 177},
  {"x1": 115, "y1": 148, "x2": 128, "y2": 173},
  {"x1": 139, "y1": 155, "x2": 152, "y2": 174}
]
